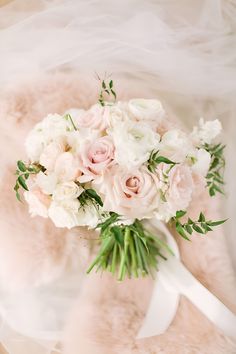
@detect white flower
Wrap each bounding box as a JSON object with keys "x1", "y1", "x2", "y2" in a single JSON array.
[
  {"x1": 128, "y1": 99, "x2": 165, "y2": 122},
  {"x1": 159, "y1": 129, "x2": 194, "y2": 163},
  {"x1": 106, "y1": 103, "x2": 130, "y2": 128},
  {"x1": 48, "y1": 199, "x2": 81, "y2": 229},
  {"x1": 35, "y1": 172, "x2": 58, "y2": 195},
  {"x1": 191, "y1": 118, "x2": 222, "y2": 145},
  {"x1": 54, "y1": 152, "x2": 80, "y2": 182},
  {"x1": 76, "y1": 202, "x2": 100, "y2": 228},
  {"x1": 24, "y1": 189, "x2": 50, "y2": 218},
  {"x1": 110, "y1": 120, "x2": 160, "y2": 168},
  {"x1": 25, "y1": 114, "x2": 71, "y2": 162},
  {"x1": 52, "y1": 182, "x2": 83, "y2": 201},
  {"x1": 48, "y1": 199, "x2": 99, "y2": 229},
  {"x1": 39, "y1": 140, "x2": 65, "y2": 171},
  {"x1": 190, "y1": 148, "x2": 211, "y2": 177}
]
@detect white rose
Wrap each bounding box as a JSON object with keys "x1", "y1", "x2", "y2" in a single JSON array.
[
  {"x1": 191, "y1": 148, "x2": 211, "y2": 177},
  {"x1": 24, "y1": 189, "x2": 50, "y2": 218},
  {"x1": 54, "y1": 152, "x2": 80, "y2": 182},
  {"x1": 110, "y1": 120, "x2": 160, "y2": 168},
  {"x1": 42, "y1": 113, "x2": 71, "y2": 137},
  {"x1": 39, "y1": 140, "x2": 65, "y2": 171},
  {"x1": 128, "y1": 99, "x2": 165, "y2": 122},
  {"x1": 25, "y1": 125, "x2": 47, "y2": 161},
  {"x1": 159, "y1": 129, "x2": 194, "y2": 163},
  {"x1": 48, "y1": 199, "x2": 81, "y2": 229},
  {"x1": 106, "y1": 103, "x2": 130, "y2": 128},
  {"x1": 35, "y1": 172, "x2": 58, "y2": 195},
  {"x1": 52, "y1": 182, "x2": 83, "y2": 201},
  {"x1": 191, "y1": 118, "x2": 222, "y2": 145}
]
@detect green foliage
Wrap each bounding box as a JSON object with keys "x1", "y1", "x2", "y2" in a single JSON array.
[
  {"x1": 14, "y1": 161, "x2": 42, "y2": 201},
  {"x1": 171, "y1": 210, "x2": 227, "y2": 240},
  {"x1": 147, "y1": 150, "x2": 177, "y2": 173},
  {"x1": 96, "y1": 74, "x2": 117, "y2": 106},
  {"x1": 204, "y1": 143, "x2": 225, "y2": 196},
  {"x1": 78, "y1": 188, "x2": 103, "y2": 208},
  {"x1": 87, "y1": 215, "x2": 170, "y2": 281}
]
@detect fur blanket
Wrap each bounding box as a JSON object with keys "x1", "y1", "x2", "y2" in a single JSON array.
[{"x1": 0, "y1": 73, "x2": 236, "y2": 354}]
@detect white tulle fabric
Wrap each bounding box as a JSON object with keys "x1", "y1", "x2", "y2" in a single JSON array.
[{"x1": 0, "y1": 0, "x2": 236, "y2": 352}]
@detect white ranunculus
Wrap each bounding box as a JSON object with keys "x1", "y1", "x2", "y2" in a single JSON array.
[
  {"x1": 159, "y1": 129, "x2": 194, "y2": 163},
  {"x1": 52, "y1": 181, "x2": 83, "y2": 201},
  {"x1": 191, "y1": 118, "x2": 222, "y2": 145},
  {"x1": 110, "y1": 120, "x2": 160, "y2": 167},
  {"x1": 128, "y1": 99, "x2": 165, "y2": 122},
  {"x1": 48, "y1": 199, "x2": 81, "y2": 229},
  {"x1": 35, "y1": 172, "x2": 58, "y2": 195},
  {"x1": 191, "y1": 148, "x2": 211, "y2": 177}
]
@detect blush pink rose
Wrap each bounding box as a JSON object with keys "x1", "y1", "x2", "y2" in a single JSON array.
[
  {"x1": 78, "y1": 136, "x2": 115, "y2": 183},
  {"x1": 24, "y1": 188, "x2": 51, "y2": 218},
  {"x1": 77, "y1": 104, "x2": 109, "y2": 131},
  {"x1": 54, "y1": 152, "x2": 81, "y2": 182},
  {"x1": 96, "y1": 166, "x2": 160, "y2": 219},
  {"x1": 156, "y1": 164, "x2": 193, "y2": 221}
]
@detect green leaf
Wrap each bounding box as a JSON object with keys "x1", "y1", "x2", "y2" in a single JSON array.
[
  {"x1": 17, "y1": 176, "x2": 28, "y2": 191},
  {"x1": 207, "y1": 219, "x2": 227, "y2": 227},
  {"x1": 102, "y1": 80, "x2": 106, "y2": 89},
  {"x1": 111, "y1": 89, "x2": 116, "y2": 99},
  {"x1": 176, "y1": 210, "x2": 187, "y2": 219},
  {"x1": 185, "y1": 224, "x2": 193, "y2": 235},
  {"x1": 192, "y1": 224, "x2": 204, "y2": 234},
  {"x1": 111, "y1": 226, "x2": 123, "y2": 245},
  {"x1": 17, "y1": 160, "x2": 27, "y2": 172},
  {"x1": 176, "y1": 221, "x2": 190, "y2": 241},
  {"x1": 85, "y1": 189, "x2": 103, "y2": 207},
  {"x1": 155, "y1": 156, "x2": 176, "y2": 165},
  {"x1": 198, "y1": 212, "x2": 205, "y2": 222},
  {"x1": 109, "y1": 80, "x2": 113, "y2": 88}
]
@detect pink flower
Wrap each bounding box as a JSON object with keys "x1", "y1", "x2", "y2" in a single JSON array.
[
  {"x1": 54, "y1": 152, "x2": 81, "y2": 182},
  {"x1": 156, "y1": 164, "x2": 193, "y2": 220},
  {"x1": 96, "y1": 166, "x2": 160, "y2": 219},
  {"x1": 77, "y1": 104, "x2": 109, "y2": 131},
  {"x1": 24, "y1": 188, "x2": 51, "y2": 218},
  {"x1": 78, "y1": 136, "x2": 115, "y2": 183}
]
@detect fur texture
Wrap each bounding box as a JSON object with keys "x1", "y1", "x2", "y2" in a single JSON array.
[{"x1": 0, "y1": 73, "x2": 236, "y2": 353}]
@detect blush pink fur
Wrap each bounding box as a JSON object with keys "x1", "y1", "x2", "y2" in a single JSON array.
[{"x1": 0, "y1": 73, "x2": 236, "y2": 353}]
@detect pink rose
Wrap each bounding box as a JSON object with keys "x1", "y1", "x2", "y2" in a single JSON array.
[
  {"x1": 96, "y1": 166, "x2": 160, "y2": 219},
  {"x1": 77, "y1": 104, "x2": 109, "y2": 131},
  {"x1": 39, "y1": 141, "x2": 65, "y2": 171},
  {"x1": 156, "y1": 164, "x2": 193, "y2": 220},
  {"x1": 78, "y1": 136, "x2": 115, "y2": 183},
  {"x1": 54, "y1": 152, "x2": 81, "y2": 182},
  {"x1": 24, "y1": 188, "x2": 51, "y2": 218}
]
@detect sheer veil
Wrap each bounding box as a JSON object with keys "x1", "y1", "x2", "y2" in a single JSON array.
[{"x1": 0, "y1": 0, "x2": 235, "y2": 350}]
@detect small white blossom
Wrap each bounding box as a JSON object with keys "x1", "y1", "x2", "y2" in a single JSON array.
[{"x1": 191, "y1": 118, "x2": 222, "y2": 145}]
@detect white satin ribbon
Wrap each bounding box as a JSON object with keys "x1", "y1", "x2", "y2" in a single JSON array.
[{"x1": 138, "y1": 220, "x2": 236, "y2": 339}]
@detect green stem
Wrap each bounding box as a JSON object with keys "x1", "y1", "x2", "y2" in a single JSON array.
[
  {"x1": 118, "y1": 227, "x2": 130, "y2": 281},
  {"x1": 129, "y1": 232, "x2": 138, "y2": 278},
  {"x1": 87, "y1": 237, "x2": 113, "y2": 274}
]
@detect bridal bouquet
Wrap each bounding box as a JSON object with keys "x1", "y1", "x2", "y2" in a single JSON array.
[{"x1": 14, "y1": 80, "x2": 226, "y2": 280}]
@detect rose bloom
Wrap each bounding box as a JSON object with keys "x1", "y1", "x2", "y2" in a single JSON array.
[
  {"x1": 52, "y1": 181, "x2": 83, "y2": 201},
  {"x1": 96, "y1": 166, "x2": 160, "y2": 219},
  {"x1": 24, "y1": 188, "x2": 51, "y2": 218},
  {"x1": 76, "y1": 104, "x2": 109, "y2": 131},
  {"x1": 39, "y1": 140, "x2": 65, "y2": 171},
  {"x1": 128, "y1": 98, "x2": 165, "y2": 123},
  {"x1": 156, "y1": 164, "x2": 194, "y2": 221},
  {"x1": 78, "y1": 136, "x2": 115, "y2": 183},
  {"x1": 54, "y1": 152, "x2": 81, "y2": 182}
]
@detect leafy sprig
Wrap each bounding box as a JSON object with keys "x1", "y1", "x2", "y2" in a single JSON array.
[
  {"x1": 78, "y1": 188, "x2": 103, "y2": 208},
  {"x1": 204, "y1": 143, "x2": 225, "y2": 196},
  {"x1": 97, "y1": 74, "x2": 117, "y2": 106},
  {"x1": 87, "y1": 214, "x2": 169, "y2": 281},
  {"x1": 14, "y1": 161, "x2": 42, "y2": 201},
  {"x1": 171, "y1": 210, "x2": 227, "y2": 240},
  {"x1": 147, "y1": 150, "x2": 177, "y2": 173}
]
